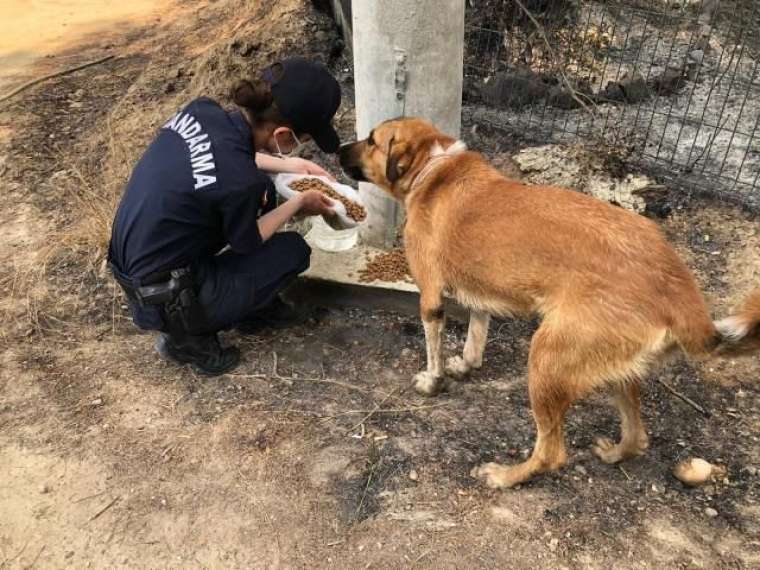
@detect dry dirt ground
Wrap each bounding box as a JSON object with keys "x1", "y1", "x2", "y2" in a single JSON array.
[{"x1": 1, "y1": 1, "x2": 759, "y2": 569}]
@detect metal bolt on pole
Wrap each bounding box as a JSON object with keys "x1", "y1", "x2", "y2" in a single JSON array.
[{"x1": 351, "y1": 0, "x2": 465, "y2": 248}]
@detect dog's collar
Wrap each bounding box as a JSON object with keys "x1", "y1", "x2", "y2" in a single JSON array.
[
  {"x1": 409, "y1": 140, "x2": 467, "y2": 192},
  {"x1": 410, "y1": 154, "x2": 452, "y2": 191}
]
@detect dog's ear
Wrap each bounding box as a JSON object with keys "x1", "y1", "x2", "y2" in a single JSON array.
[{"x1": 386, "y1": 136, "x2": 409, "y2": 183}]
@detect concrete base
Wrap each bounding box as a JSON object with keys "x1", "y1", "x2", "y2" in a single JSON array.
[
  {"x1": 303, "y1": 244, "x2": 417, "y2": 294},
  {"x1": 285, "y1": 243, "x2": 467, "y2": 322}
]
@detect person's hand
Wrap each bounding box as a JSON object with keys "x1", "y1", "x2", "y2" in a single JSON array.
[
  {"x1": 283, "y1": 157, "x2": 336, "y2": 181},
  {"x1": 297, "y1": 190, "x2": 336, "y2": 217}
]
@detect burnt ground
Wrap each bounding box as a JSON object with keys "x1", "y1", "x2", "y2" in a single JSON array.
[{"x1": 1, "y1": 1, "x2": 759, "y2": 569}]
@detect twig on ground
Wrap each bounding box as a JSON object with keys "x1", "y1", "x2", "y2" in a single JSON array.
[
  {"x1": 0, "y1": 55, "x2": 115, "y2": 104},
  {"x1": 354, "y1": 455, "x2": 379, "y2": 522},
  {"x1": 71, "y1": 490, "x2": 106, "y2": 504},
  {"x1": 0, "y1": 540, "x2": 29, "y2": 569},
  {"x1": 412, "y1": 550, "x2": 433, "y2": 567},
  {"x1": 230, "y1": 17, "x2": 248, "y2": 36},
  {"x1": 656, "y1": 378, "x2": 711, "y2": 417},
  {"x1": 249, "y1": 402, "x2": 448, "y2": 420},
  {"x1": 88, "y1": 496, "x2": 120, "y2": 522},
  {"x1": 339, "y1": 403, "x2": 448, "y2": 416},
  {"x1": 346, "y1": 388, "x2": 400, "y2": 434},
  {"x1": 22, "y1": 545, "x2": 45, "y2": 570},
  {"x1": 106, "y1": 513, "x2": 125, "y2": 544},
  {"x1": 619, "y1": 466, "x2": 632, "y2": 481},
  {"x1": 227, "y1": 372, "x2": 401, "y2": 401}
]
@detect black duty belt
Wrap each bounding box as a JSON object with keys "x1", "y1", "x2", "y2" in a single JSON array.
[
  {"x1": 109, "y1": 263, "x2": 209, "y2": 335},
  {"x1": 110, "y1": 265, "x2": 193, "y2": 308}
]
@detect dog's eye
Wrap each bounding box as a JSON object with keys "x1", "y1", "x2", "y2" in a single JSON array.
[{"x1": 367, "y1": 130, "x2": 375, "y2": 146}]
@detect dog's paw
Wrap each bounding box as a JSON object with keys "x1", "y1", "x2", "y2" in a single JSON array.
[
  {"x1": 591, "y1": 437, "x2": 619, "y2": 464},
  {"x1": 445, "y1": 355, "x2": 476, "y2": 380},
  {"x1": 471, "y1": 462, "x2": 522, "y2": 489},
  {"x1": 592, "y1": 436, "x2": 648, "y2": 464},
  {"x1": 413, "y1": 371, "x2": 447, "y2": 396}
]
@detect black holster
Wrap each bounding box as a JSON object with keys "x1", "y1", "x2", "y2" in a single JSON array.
[
  {"x1": 162, "y1": 272, "x2": 208, "y2": 336},
  {"x1": 110, "y1": 264, "x2": 209, "y2": 336}
]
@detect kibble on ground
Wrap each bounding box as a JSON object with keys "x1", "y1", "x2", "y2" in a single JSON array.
[{"x1": 358, "y1": 248, "x2": 412, "y2": 283}]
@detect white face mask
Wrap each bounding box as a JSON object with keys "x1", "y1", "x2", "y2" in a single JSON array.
[{"x1": 273, "y1": 128, "x2": 304, "y2": 158}]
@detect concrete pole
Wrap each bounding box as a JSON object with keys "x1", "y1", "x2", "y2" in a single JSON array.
[{"x1": 352, "y1": 0, "x2": 465, "y2": 249}]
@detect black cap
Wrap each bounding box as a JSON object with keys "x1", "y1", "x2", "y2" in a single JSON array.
[{"x1": 263, "y1": 57, "x2": 341, "y2": 153}]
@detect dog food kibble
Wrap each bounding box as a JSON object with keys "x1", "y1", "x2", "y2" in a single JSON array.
[
  {"x1": 289, "y1": 178, "x2": 367, "y2": 222},
  {"x1": 358, "y1": 248, "x2": 412, "y2": 283}
]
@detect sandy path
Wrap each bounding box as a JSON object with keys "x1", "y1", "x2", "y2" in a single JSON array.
[{"x1": 0, "y1": 0, "x2": 174, "y2": 92}]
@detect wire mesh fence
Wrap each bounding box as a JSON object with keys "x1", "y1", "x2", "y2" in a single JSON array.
[{"x1": 463, "y1": 0, "x2": 760, "y2": 211}]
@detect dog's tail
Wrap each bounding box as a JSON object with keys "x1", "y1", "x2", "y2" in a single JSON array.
[{"x1": 710, "y1": 289, "x2": 760, "y2": 357}]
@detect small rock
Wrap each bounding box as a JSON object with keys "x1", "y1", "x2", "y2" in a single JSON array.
[
  {"x1": 547, "y1": 86, "x2": 582, "y2": 110},
  {"x1": 619, "y1": 73, "x2": 650, "y2": 103},
  {"x1": 74, "y1": 89, "x2": 85, "y2": 99},
  {"x1": 673, "y1": 458, "x2": 727, "y2": 487},
  {"x1": 574, "y1": 465, "x2": 587, "y2": 476},
  {"x1": 400, "y1": 348, "x2": 412, "y2": 358},
  {"x1": 65, "y1": 551, "x2": 74, "y2": 559},
  {"x1": 481, "y1": 69, "x2": 550, "y2": 109},
  {"x1": 599, "y1": 73, "x2": 649, "y2": 103},
  {"x1": 409, "y1": 469, "x2": 419, "y2": 482},
  {"x1": 649, "y1": 67, "x2": 688, "y2": 96},
  {"x1": 40, "y1": 483, "x2": 50, "y2": 494},
  {"x1": 705, "y1": 507, "x2": 718, "y2": 518},
  {"x1": 744, "y1": 466, "x2": 757, "y2": 476},
  {"x1": 689, "y1": 49, "x2": 705, "y2": 63},
  {"x1": 548, "y1": 538, "x2": 560, "y2": 552},
  {"x1": 91, "y1": 398, "x2": 103, "y2": 406}
]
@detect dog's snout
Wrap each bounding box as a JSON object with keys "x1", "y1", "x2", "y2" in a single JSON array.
[
  {"x1": 338, "y1": 142, "x2": 355, "y2": 164},
  {"x1": 339, "y1": 141, "x2": 368, "y2": 182}
]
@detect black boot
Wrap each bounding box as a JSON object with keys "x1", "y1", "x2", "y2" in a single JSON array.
[
  {"x1": 236, "y1": 296, "x2": 314, "y2": 334},
  {"x1": 155, "y1": 332, "x2": 240, "y2": 376}
]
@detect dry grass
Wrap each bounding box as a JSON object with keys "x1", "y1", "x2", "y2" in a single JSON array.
[
  {"x1": 59, "y1": 116, "x2": 144, "y2": 256},
  {"x1": 0, "y1": 134, "x2": 130, "y2": 344}
]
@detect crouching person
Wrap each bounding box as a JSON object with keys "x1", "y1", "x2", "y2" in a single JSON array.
[{"x1": 108, "y1": 58, "x2": 342, "y2": 375}]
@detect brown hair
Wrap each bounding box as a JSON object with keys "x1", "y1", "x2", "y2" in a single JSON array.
[{"x1": 231, "y1": 79, "x2": 290, "y2": 127}]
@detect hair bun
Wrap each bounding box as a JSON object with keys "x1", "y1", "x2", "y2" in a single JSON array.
[{"x1": 231, "y1": 79, "x2": 273, "y2": 112}]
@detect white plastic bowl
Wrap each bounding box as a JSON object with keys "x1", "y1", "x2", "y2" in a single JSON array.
[{"x1": 273, "y1": 173, "x2": 366, "y2": 252}]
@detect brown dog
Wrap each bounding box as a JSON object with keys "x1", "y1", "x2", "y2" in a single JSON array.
[{"x1": 339, "y1": 117, "x2": 760, "y2": 489}]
